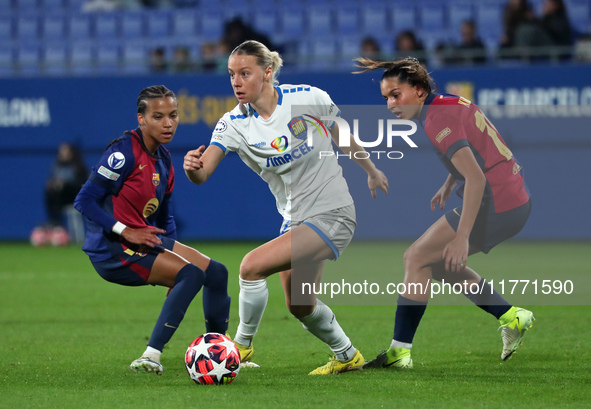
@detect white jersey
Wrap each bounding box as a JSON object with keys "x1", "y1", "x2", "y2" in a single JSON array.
[{"x1": 210, "y1": 84, "x2": 354, "y2": 222}]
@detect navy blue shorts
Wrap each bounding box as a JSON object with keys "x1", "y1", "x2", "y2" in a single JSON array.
[
  {"x1": 445, "y1": 199, "x2": 531, "y2": 254},
  {"x1": 92, "y1": 237, "x2": 175, "y2": 286}
]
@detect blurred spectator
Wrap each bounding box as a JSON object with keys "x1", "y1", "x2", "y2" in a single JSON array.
[
  {"x1": 360, "y1": 36, "x2": 383, "y2": 61},
  {"x1": 435, "y1": 20, "x2": 487, "y2": 66},
  {"x1": 170, "y1": 46, "x2": 194, "y2": 73},
  {"x1": 31, "y1": 143, "x2": 88, "y2": 247},
  {"x1": 149, "y1": 47, "x2": 167, "y2": 73},
  {"x1": 222, "y1": 17, "x2": 274, "y2": 52},
  {"x1": 198, "y1": 41, "x2": 230, "y2": 73},
  {"x1": 456, "y1": 20, "x2": 487, "y2": 64},
  {"x1": 394, "y1": 30, "x2": 426, "y2": 63},
  {"x1": 500, "y1": 0, "x2": 531, "y2": 48},
  {"x1": 82, "y1": 0, "x2": 142, "y2": 11},
  {"x1": 541, "y1": 0, "x2": 572, "y2": 47}
]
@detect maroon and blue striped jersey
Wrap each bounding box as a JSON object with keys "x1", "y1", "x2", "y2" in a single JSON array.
[
  {"x1": 75, "y1": 128, "x2": 176, "y2": 262},
  {"x1": 420, "y1": 94, "x2": 530, "y2": 214}
]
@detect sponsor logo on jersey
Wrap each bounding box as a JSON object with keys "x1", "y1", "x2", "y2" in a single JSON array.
[
  {"x1": 213, "y1": 134, "x2": 223, "y2": 141},
  {"x1": 288, "y1": 117, "x2": 307, "y2": 140},
  {"x1": 143, "y1": 198, "x2": 159, "y2": 218},
  {"x1": 214, "y1": 119, "x2": 227, "y2": 133},
  {"x1": 266, "y1": 141, "x2": 314, "y2": 168},
  {"x1": 152, "y1": 173, "x2": 160, "y2": 186},
  {"x1": 436, "y1": 127, "x2": 451, "y2": 143},
  {"x1": 107, "y1": 152, "x2": 125, "y2": 169},
  {"x1": 98, "y1": 165, "x2": 120, "y2": 181},
  {"x1": 271, "y1": 135, "x2": 289, "y2": 152},
  {"x1": 252, "y1": 141, "x2": 266, "y2": 148}
]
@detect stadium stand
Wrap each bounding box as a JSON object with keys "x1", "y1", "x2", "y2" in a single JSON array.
[{"x1": 0, "y1": 0, "x2": 589, "y2": 76}]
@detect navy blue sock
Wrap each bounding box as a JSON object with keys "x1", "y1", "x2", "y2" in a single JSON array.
[
  {"x1": 148, "y1": 264, "x2": 205, "y2": 351},
  {"x1": 464, "y1": 278, "x2": 511, "y2": 319},
  {"x1": 202, "y1": 259, "x2": 231, "y2": 334},
  {"x1": 393, "y1": 295, "x2": 428, "y2": 344}
]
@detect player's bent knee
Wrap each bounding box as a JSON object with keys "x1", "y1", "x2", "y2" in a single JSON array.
[
  {"x1": 176, "y1": 263, "x2": 206, "y2": 288},
  {"x1": 288, "y1": 303, "x2": 315, "y2": 318},
  {"x1": 239, "y1": 252, "x2": 263, "y2": 280}
]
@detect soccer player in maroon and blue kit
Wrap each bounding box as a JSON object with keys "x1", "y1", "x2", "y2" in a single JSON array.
[
  {"x1": 74, "y1": 85, "x2": 230, "y2": 375},
  {"x1": 355, "y1": 57, "x2": 534, "y2": 368}
]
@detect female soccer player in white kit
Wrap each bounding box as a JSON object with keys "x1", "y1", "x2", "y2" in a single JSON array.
[{"x1": 184, "y1": 40, "x2": 389, "y2": 375}]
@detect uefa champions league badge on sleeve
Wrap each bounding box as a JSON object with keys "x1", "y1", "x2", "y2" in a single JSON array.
[
  {"x1": 214, "y1": 119, "x2": 228, "y2": 133},
  {"x1": 107, "y1": 152, "x2": 125, "y2": 169}
]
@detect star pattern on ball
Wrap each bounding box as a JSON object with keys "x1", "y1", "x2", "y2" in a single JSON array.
[{"x1": 207, "y1": 358, "x2": 230, "y2": 382}]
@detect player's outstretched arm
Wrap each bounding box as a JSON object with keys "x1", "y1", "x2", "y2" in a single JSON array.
[
  {"x1": 184, "y1": 144, "x2": 225, "y2": 185},
  {"x1": 330, "y1": 124, "x2": 389, "y2": 198}
]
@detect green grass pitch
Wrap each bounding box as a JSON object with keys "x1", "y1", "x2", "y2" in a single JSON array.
[{"x1": 1, "y1": 241, "x2": 590, "y2": 409}]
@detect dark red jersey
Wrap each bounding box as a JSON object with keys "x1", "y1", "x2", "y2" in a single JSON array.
[
  {"x1": 421, "y1": 94, "x2": 530, "y2": 213},
  {"x1": 75, "y1": 128, "x2": 176, "y2": 262}
]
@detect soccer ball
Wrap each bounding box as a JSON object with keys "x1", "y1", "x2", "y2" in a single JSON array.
[{"x1": 185, "y1": 333, "x2": 240, "y2": 385}]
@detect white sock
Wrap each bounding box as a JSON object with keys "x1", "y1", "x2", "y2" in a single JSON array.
[
  {"x1": 299, "y1": 299, "x2": 355, "y2": 361},
  {"x1": 234, "y1": 277, "x2": 268, "y2": 347},
  {"x1": 143, "y1": 346, "x2": 162, "y2": 361},
  {"x1": 390, "y1": 340, "x2": 412, "y2": 350}
]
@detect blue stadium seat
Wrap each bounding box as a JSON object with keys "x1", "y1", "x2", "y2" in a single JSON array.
[
  {"x1": 94, "y1": 13, "x2": 119, "y2": 39},
  {"x1": 16, "y1": 42, "x2": 42, "y2": 76},
  {"x1": 40, "y1": 0, "x2": 66, "y2": 11},
  {"x1": 339, "y1": 35, "x2": 361, "y2": 60},
  {"x1": 68, "y1": 14, "x2": 92, "y2": 40},
  {"x1": 171, "y1": 9, "x2": 198, "y2": 39},
  {"x1": 335, "y1": 5, "x2": 360, "y2": 35},
  {"x1": 15, "y1": 0, "x2": 40, "y2": 12},
  {"x1": 419, "y1": 3, "x2": 446, "y2": 33},
  {"x1": 280, "y1": 8, "x2": 305, "y2": 38},
  {"x1": 0, "y1": 0, "x2": 13, "y2": 14},
  {"x1": 96, "y1": 42, "x2": 120, "y2": 74},
  {"x1": 121, "y1": 42, "x2": 149, "y2": 74},
  {"x1": 145, "y1": 10, "x2": 171, "y2": 38},
  {"x1": 252, "y1": 8, "x2": 278, "y2": 37},
  {"x1": 306, "y1": 38, "x2": 338, "y2": 70},
  {"x1": 0, "y1": 45, "x2": 15, "y2": 77},
  {"x1": 0, "y1": 16, "x2": 13, "y2": 42},
  {"x1": 360, "y1": 6, "x2": 389, "y2": 35},
  {"x1": 15, "y1": 15, "x2": 40, "y2": 41},
  {"x1": 43, "y1": 42, "x2": 68, "y2": 76},
  {"x1": 70, "y1": 41, "x2": 95, "y2": 75},
  {"x1": 41, "y1": 14, "x2": 66, "y2": 40},
  {"x1": 306, "y1": 6, "x2": 333, "y2": 36},
  {"x1": 391, "y1": 4, "x2": 417, "y2": 33},
  {"x1": 198, "y1": 10, "x2": 223, "y2": 40},
  {"x1": 65, "y1": 0, "x2": 86, "y2": 13},
  {"x1": 476, "y1": 2, "x2": 503, "y2": 43},
  {"x1": 566, "y1": 0, "x2": 591, "y2": 34},
  {"x1": 120, "y1": 12, "x2": 144, "y2": 39}
]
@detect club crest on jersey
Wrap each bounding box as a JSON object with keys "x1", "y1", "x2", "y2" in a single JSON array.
[
  {"x1": 107, "y1": 152, "x2": 125, "y2": 169},
  {"x1": 288, "y1": 116, "x2": 307, "y2": 140},
  {"x1": 152, "y1": 173, "x2": 160, "y2": 186},
  {"x1": 290, "y1": 114, "x2": 331, "y2": 144},
  {"x1": 143, "y1": 198, "x2": 159, "y2": 218},
  {"x1": 271, "y1": 135, "x2": 289, "y2": 152}
]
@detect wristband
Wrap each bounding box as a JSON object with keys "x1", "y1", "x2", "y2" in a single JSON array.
[{"x1": 112, "y1": 221, "x2": 127, "y2": 235}]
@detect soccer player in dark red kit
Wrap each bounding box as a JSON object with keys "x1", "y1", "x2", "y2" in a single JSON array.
[
  {"x1": 355, "y1": 57, "x2": 534, "y2": 368},
  {"x1": 74, "y1": 85, "x2": 230, "y2": 375}
]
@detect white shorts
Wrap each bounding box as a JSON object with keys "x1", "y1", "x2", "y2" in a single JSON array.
[{"x1": 279, "y1": 204, "x2": 356, "y2": 260}]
